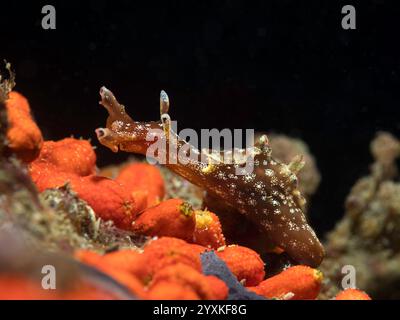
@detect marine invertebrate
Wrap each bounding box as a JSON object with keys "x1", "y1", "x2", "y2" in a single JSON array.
[
  {"x1": 69, "y1": 175, "x2": 145, "y2": 230},
  {"x1": 4, "y1": 91, "x2": 43, "y2": 162},
  {"x1": 148, "y1": 263, "x2": 228, "y2": 300},
  {"x1": 141, "y1": 237, "x2": 205, "y2": 277},
  {"x1": 95, "y1": 87, "x2": 324, "y2": 267},
  {"x1": 30, "y1": 138, "x2": 96, "y2": 177},
  {"x1": 335, "y1": 288, "x2": 371, "y2": 300},
  {"x1": 146, "y1": 280, "x2": 200, "y2": 300},
  {"x1": 248, "y1": 265, "x2": 323, "y2": 300},
  {"x1": 116, "y1": 162, "x2": 165, "y2": 208},
  {"x1": 29, "y1": 140, "x2": 148, "y2": 231},
  {"x1": 0, "y1": 100, "x2": 144, "y2": 253},
  {"x1": 131, "y1": 198, "x2": 195, "y2": 241},
  {"x1": 31, "y1": 171, "x2": 145, "y2": 230},
  {"x1": 160, "y1": 164, "x2": 204, "y2": 209},
  {"x1": 77, "y1": 237, "x2": 206, "y2": 288},
  {"x1": 200, "y1": 251, "x2": 266, "y2": 300},
  {"x1": 76, "y1": 238, "x2": 213, "y2": 295},
  {"x1": 193, "y1": 209, "x2": 226, "y2": 249},
  {"x1": 216, "y1": 245, "x2": 265, "y2": 286},
  {"x1": 39, "y1": 185, "x2": 147, "y2": 251},
  {"x1": 266, "y1": 134, "x2": 321, "y2": 202},
  {"x1": 75, "y1": 249, "x2": 149, "y2": 287}
]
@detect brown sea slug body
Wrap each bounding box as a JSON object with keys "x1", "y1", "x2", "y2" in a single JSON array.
[{"x1": 95, "y1": 87, "x2": 324, "y2": 267}]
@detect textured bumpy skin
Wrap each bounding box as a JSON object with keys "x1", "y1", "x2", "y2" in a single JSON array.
[{"x1": 95, "y1": 87, "x2": 324, "y2": 267}]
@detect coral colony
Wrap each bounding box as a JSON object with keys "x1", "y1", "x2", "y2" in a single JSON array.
[{"x1": 0, "y1": 70, "x2": 372, "y2": 300}]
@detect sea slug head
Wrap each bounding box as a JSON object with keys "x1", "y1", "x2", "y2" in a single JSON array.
[
  {"x1": 95, "y1": 87, "x2": 163, "y2": 154},
  {"x1": 95, "y1": 127, "x2": 120, "y2": 153}
]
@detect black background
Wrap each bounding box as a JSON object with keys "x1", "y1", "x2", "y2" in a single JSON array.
[{"x1": 1, "y1": 1, "x2": 399, "y2": 238}]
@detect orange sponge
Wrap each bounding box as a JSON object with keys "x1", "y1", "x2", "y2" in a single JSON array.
[
  {"x1": 248, "y1": 265, "x2": 322, "y2": 300},
  {"x1": 5, "y1": 91, "x2": 43, "y2": 162},
  {"x1": 148, "y1": 263, "x2": 228, "y2": 300},
  {"x1": 142, "y1": 237, "x2": 206, "y2": 278},
  {"x1": 116, "y1": 163, "x2": 165, "y2": 208},
  {"x1": 132, "y1": 199, "x2": 196, "y2": 241},
  {"x1": 146, "y1": 281, "x2": 200, "y2": 300},
  {"x1": 31, "y1": 168, "x2": 145, "y2": 230},
  {"x1": 32, "y1": 138, "x2": 96, "y2": 176},
  {"x1": 193, "y1": 210, "x2": 226, "y2": 249},
  {"x1": 216, "y1": 245, "x2": 265, "y2": 286},
  {"x1": 335, "y1": 288, "x2": 371, "y2": 300}
]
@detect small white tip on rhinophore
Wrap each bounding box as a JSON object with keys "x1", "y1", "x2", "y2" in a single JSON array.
[
  {"x1": 160, "y1": 90, "x2": 170, "y2": 115},
  {"x1": 160, "y1": 90, "x2": 169, "y2": 102},
  {"x1": 100, "y1": 86, "x2": 107, "y2": 95}
]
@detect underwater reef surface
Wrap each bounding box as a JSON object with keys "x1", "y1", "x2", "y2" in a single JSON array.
[
  {"x1": 320, "y1": 132, "x2": 400, "y2": 299},
  {"x1": 0, "y1": 69, "x2": 380, "y2": 300}
]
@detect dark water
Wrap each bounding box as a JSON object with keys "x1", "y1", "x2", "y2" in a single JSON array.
[{"x1": 1, "y1": 1, "x2": 400, "y2": 236}]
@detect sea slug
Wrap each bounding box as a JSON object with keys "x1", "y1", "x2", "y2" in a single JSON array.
[{"x1": 95, "y1": 87, "x2": 324, "y2": 267}]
